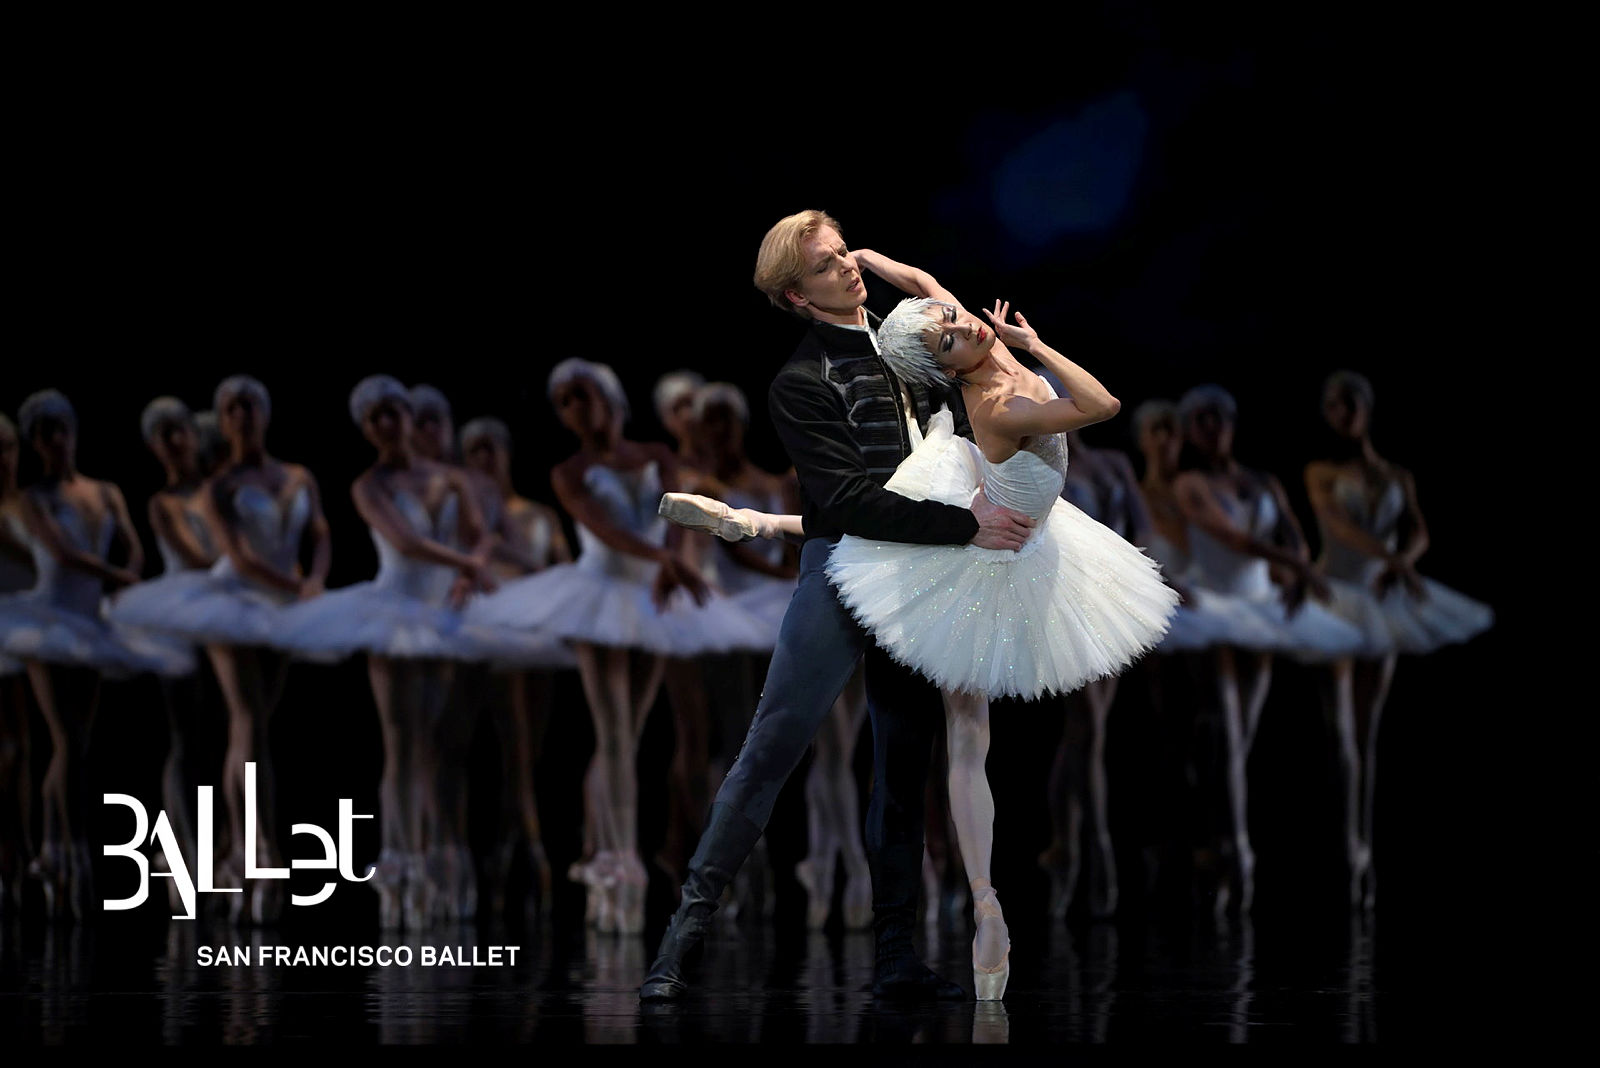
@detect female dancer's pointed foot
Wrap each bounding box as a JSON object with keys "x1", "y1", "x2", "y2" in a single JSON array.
[
  {"x1": 1089, "y1": 863, "x2": 1119, "y2": 922},
  {"x1": 794, "y1": 858, "x2": 834, "y2": 930},
  {"x1": 842, "y1": 865, "x2": 874, "y2": 930},
  {"x1": 658, "y1": 492, "x2": 760, "y2": 542},
  {"x1": 368, "y1": 849, "x2": 407, "y2": 929},
  {"x1": 616, "y1": 854, "x2": 648, "y2": 935},
  {"x1": 1348, "y1": 843, "x2": 1374, "y2": 912},
  {"x1": 1038, "y1": 846, "x2": 1077, "y2": 921},
  {"x1": 971, "y1": 883, "x2": 1011, "y2": 1002},
  {"x1": 29, "y1": 843, "x2": 68, "y2": 921},
  {"x1": 529, "y1": 840, "x2": 554, "y2": 917}
]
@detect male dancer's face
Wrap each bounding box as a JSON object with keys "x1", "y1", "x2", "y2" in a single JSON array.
[{"x1": 785, "y1": 225, "x2": 867, "y2": 323}]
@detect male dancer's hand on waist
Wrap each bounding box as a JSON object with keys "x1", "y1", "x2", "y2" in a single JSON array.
[{"x1": 970, "y1": 486, "x2": 1033, "y2": 551}]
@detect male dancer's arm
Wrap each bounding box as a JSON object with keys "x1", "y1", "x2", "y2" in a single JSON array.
[{"x1": 769, "y1": 367, "x2": 1029, "y2": 548}]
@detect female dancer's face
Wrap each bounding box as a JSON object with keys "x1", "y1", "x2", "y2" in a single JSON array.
[
  {"x1": 553, "y1": 378, "x2": 612, "y2": 439},
  {"x1": 148, "y1": 417, "x2": 198, "y2": 475},
  {"x1": 661, "y1": 393, "x2": 696, "y2": 447},
  {"x1": 363, "y1": 399, "x2": 412, "y2": 452},
  {"x1": 1322, "y1": 386, "x2": 1370, "y2": 441},
  {"x1": 922, "y1": 303, "x2": 995, "y2": 378},
  {"x1": 220, "y1": 390, "x2": 268, "y2": 450},
  {"x1": 463, "y1": 436, "x2": 508, "y2": 482},
  {"x1": 31, "y1": 416, "x2": 75, "y2": 472},
  {"x1": 1186, "y1": 405, "x2": 1234, "y2": 459},
  {"x1": 0, "y1": 424, "x2": 18, "y2": 484},
  {"x1": 411, "y1": 409, "x2": 452, "y2": 461},
  {"x1": 1138, "y1": 413, "x2": 1179, "y2": 469},
  {"x1": 697, "y1": 401, "x2": 744, "y2": 461}
]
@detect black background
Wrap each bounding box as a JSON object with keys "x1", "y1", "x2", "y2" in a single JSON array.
[{"x1": 4, "y1": 4, "x2": 1519, "y2": 995}]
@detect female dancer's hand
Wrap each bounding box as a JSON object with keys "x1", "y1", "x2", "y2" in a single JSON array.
[
  {"x1": 297, "y1": 575, "x2": 324, "y2": 601},
  {"x1": 652, "y1": 553, "x2": 709, "y2": 610},
  {"x1": 982, "y1": 300, "x2": 1039, "y2": 349},
  {"x1": 1374, "y1": 561, "x2": 1427, "y2": 602}
]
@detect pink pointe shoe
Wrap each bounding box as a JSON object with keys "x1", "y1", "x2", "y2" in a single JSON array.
[
  {"x1": 658, "y1": 492, "x2": 760, "y2": 542},
  {"x1": 971, "y1": 882, "x2": 1011, "y2": 1002}
]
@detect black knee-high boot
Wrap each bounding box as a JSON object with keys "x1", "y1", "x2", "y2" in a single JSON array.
[
  {"x1": 639, "y1": 802, "x2": 763, "y2": 1001},
  {"x1": 869, "y1": 841, "x2": 967, "y2": 999}
]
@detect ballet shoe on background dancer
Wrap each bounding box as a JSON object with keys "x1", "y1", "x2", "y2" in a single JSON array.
[
  {"x1": 368, "y1": 849, "x2": 407, "y2": 929},
  {"x1": 1037, "y1": 845, "x2": 1078, "y2": 921},
  {"x1": 971, "y1": 881, "x2": 1011, "y2": 1001},
  {"x1": 658, "y1": 493, "x2": 763, "y2": 542},
  {"x1": 794, "y1": 857, "x2": 834, "y2": 929},
  {"x1": 842, "y1": 862, "x2": 873, "y2": 930}
]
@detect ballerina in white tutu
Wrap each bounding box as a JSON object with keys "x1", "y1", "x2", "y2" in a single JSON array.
[
  {"x1": 0, "y1": 390, "x2": 194, "y2": 919},
  {"x1": 466, "y1": 358, "x2": 762, "y2": 934},
  {"x1": 662, "y1": 250, "x2": 1181, "y2": 998},
  {"x1": 460, "y1": 414, "x2": 574, "y2": 920},
  {"x1": 1171, "y1": 384, "x2": 1366, "y2": 918},
  {"x1": 132, "y1": 396, "x2": 224, "y2": 914},
  {"x1": 1304, "y1": 370, "x2": 1492, "y2": 911},
  {"x1": 111, "y1": 374, "x2": 333, "y2": 924},
  {"x1": 0, "y1": 413, "x2": 35, "y2": 914}
]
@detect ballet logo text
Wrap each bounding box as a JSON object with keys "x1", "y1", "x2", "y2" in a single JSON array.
[{"x1": 102, "y1": 762, "x2": 373, "y2": 920}]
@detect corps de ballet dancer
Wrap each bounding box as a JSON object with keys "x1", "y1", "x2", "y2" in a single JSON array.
[
  {"x1": 1304, "y1": 370, "x2": 1492, "y2": 910},
  {"x1": 466, "y1": 358, "x2": 762, "y2": 936},
  {"x1": 130, "y1": 396, "x2": 224, "y2": 913},
  {"x1": 0, "y1": 390, "x2": 194, "y2": 920},
  {"x1": 459, "y1": 413, "x2": 576, "y2": 920},
  {"x1": 654, "y1": 370, "x2": 708, "y2": 484},
  {"x1": 1171, "y1": 384, "x2": 1365, "y2": 918},
  {"x1": 652, "y1": 227, "x2": 1177, "y2": 1002},
  {"x1": 109, "y1": 375, "x2": 333, "y2": 925},
  {"x1": 0, "y1": 413, "x2": 35, "y2": 914},
  {"x1": 270, "y1": 376, "x2": 563, "y2": 929}
]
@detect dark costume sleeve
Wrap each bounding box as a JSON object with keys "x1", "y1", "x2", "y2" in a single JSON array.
[{"x1": 769, "y1": 366, "x2": 980, "y2": 546}]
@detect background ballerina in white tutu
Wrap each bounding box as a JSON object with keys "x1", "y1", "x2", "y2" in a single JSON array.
[
  {"x1": 0, "y1": 413, "x2": 34, "y2": 915},
  {"x1": 663, "y1": 249, "x2": 1180, "y2": 999},
  {"x1": 0, "y1": 390, "x2": 193, "y2": 919},
  {"x1": 1304, "y1": 370, "x2": 1492, "y2": 912}
]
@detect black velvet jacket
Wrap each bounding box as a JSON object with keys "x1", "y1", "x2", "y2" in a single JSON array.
[{"x1": 767, "y1": 312, "x2": 981, "y2": 546}]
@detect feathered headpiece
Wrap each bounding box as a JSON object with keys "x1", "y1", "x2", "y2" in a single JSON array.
[{"x1": 876, "y1": 297, "x2": 955, "y2": 391}]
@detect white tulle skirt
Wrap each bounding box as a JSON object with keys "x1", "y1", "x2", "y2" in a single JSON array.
[
  {"x1": 824, "y1": 431, "x2": 1180, "y2": 701},
  {"x1": 0, "y1": 594, "x2": 196, "y2": 678},
  {"x1": 108, "y1": 567, "x2": 292, "y2": 648},
  {"x1": 1323, "y1": 575, "x2": 1493, "y2": 656},
  {"x1": 267, "y1": 582, "x2": 578, "y2": 667},
  {"x1": 464, "y1": 558, "x2": 770, "y2": 658}
]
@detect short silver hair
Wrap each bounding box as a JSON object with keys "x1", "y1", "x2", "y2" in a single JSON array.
[
  {"x1": 692, "y1": 382, "x2": 749, "y2": 425},
  {"x1": 349, "y1": 374, "x2": 412, "y2": 427},
  {"x1": 140, "y1": 396, "x2": 193, "y2": 444},
  {"x1": 1177, "y1": 385, "x2": 1237, "y2": 429},
  {"x1": 213, "y1": 375, "x2": 271, "y2": 421},
  {"x1": 19, "y1": 389, "x2": 77, "y2": 442},
  {"x1": 653, "y1": 370, "x2": 705, "y2": 421},
  {"x1": 876, "y1": 297, "x2": 953, "y2": 391},
  {"x1": 548, "y1": 358, "x2": 630, "y2": 425},
  {"x1": 408, "y1": 383, "x2": 453, "y2": 425},
  {"x1": 1131, "y1": 398, "x2": 1177, "y2": 438},
  {"x1": 460, "y1": 416, "x2": 512, "y2": 456}
]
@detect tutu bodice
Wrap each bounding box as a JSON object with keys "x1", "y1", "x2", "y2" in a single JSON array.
[
  {"x1": 212, "y1": 483, "x2": 310, "y2": 591},
  {"x1": 1188, "y1": 486, "x2": 1278, "y2": 599},
  {"x1": 371, "y1": 489, "x2": 460, "y2": 603},
  {"x1": 156, "y1": 501, "x2": 217, "y2": 574},
  {"x1": 1319, "y1": 471, "x2": 1405, "y2": 584},
  {"x1": 982, "y1": 432, "x2": 1068, "y2": 525},
  {"x1": 573, "y1": 462, "x2": 666, "y2": 583},
  {"x1": 29, "y1": 494, "x2": 112, "y2": 617}
]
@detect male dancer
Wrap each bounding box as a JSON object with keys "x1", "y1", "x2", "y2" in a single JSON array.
[{"x1": 640, "y1": 210, "x2": 1033, "y2": 1001}]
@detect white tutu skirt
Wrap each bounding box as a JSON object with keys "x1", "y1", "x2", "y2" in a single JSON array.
[
  {"x1": 0, "y1": 594, "x2": 196, "y2": 678},
  {"x1": 269, "y1": 582, "x2": 577, "y2": 668},
  {"x1": 1155, "y1": 587, "x2": 1292, "y2": 654},
  {"x1": 724, "y1": 574, "x2": 797, "y2": 653},
  {"x1": 824, "y1": 430, "x2": 1180, "y2": 701},
  {"x1": 1324, "y1": 575, "x2": 1493, "y2": 656},
  {"x1": 108, "y1": 568, "x2": 291, "y2": 647},
  {"x1": 465, "y1": 560, "x2": 770, "y2": 658}
]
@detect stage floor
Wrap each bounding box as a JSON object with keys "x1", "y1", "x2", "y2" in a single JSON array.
[{"x1": 1, "y1": 905, "x2": 1474, "y2": 1047}]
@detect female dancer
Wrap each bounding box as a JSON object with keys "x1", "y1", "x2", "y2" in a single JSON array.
[
  {"x1": 1171, "y1": 384, "x2": 1364, "y2": 917},
  {"x1": 110, "y1": 375, "x2": 332, "y2": 925},
  {"x1": 653, "y1": 370, "x2": 707, "y2": 481},
  {"x1": 0, "y1": 390, "x2": 193, "y2": 919},
  {"x1": 135, "y1": 396, "x2": 222, "y2": 912},
  {"x1": 460, "y1": 414, "x2": 575, "y2": 920},
  {"x1": 1304, "y1": 370, "x2": 1492, "y2": 910},
  {"x1": 663, "y1": 257, "x2": 1180, "y2": 996},
  {"x1": 1035, "y1": 420, "x2": 1157, "y2": 921},
  {"x1": 0, "y1": 413, "x2": 35, "y2": 913},
  {"x1": 466, "y1": 359, "x2": 764, "y2": 935},
  {"x1": 272, "y1": 377, "x2": 554, "y2": 928}
]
